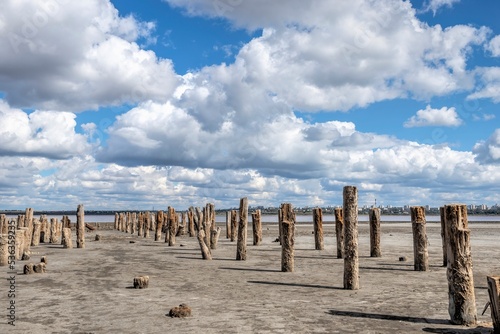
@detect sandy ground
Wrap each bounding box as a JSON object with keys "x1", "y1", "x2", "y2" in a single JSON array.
[{"x1": 2, "y1": 220, "x2": 499, "y2": 334}]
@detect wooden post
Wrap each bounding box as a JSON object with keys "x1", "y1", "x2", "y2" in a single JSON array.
[
  {"x1": 167, "y1": 207, "x2": 176, "y2": 246},
  {"x1": 76, "y1": 204, "x2": 85, "y2": 248},
  {"x1": 280, "y1": 203, "x2": 295, "y2": 235},
  {"x1": 444, "y1": 204, "x2": 477, "y2": 325},
  {"x1": 440, "y1": 206, "x2": 447, "y2": 267},
  {"x1": 236, "y1": 197, "x2": 248, "y2": 261},
  {"x1": 126, "y1": 212, "x2": 132, "y2": 234},
  {"x1": 210, "y1": 227, "x2": 221, "y2": 250},
  {"x1": 281, "y1": 220, "x2": 294, "y2": 272},
  {"x1": 313, "y1": 207, "x2": 324, "y2": 250},
  {"x1": 62, "y1": 228, "x2": 73, "y2": 249},
  {"x1": 369, "y1": 207, "x2": 381, "y2": 257},
  {"x1": 197, "y1": 230, "x2": 212, "y2": 260},
  {"x1": 177, "y1": 212, "x2": 186, "y2": 236},
  {"x1": 0, "y1": 234, "x2": 8, "y2": 266},
  {"x1": 188, "y1": 207, "x2": 195, "y2": 237},
  {"x1": 142, "y1": 211, "x2": 149, "y2": 238},
  {"x1": 0, "y1": 215, "x2": 6, "y2": 235},
  {"x1": 252, "y1": 209, "x2": 262, "y2": 246},
  {"x1": 25, "y1": 208, "x2": 34, "y2": 246},
  {"x1": 131, "y1": 212, "x2": 137, "y2": 234},
  {"x1": 138, "y1": 212, "x2": 144, "y2": 237},
  {"x1": 114, "y1": 213, "x2": 119, "y2": 230},
  {"x1": 411, "y1": 206, "x2": 428, "y2": 271},
  {"x1": 226, "y1": 211, "x2": 231, "y2": 239},
  {"x1": 335, "y1": 208, "x2": 344, "y2": 259},
  {"x1": 50, "y1": 218, "x2": 58, "y2": 244},
  {"x1": 31, "y1": 220, "x2": 41, "y2": 246},
  {"x1": 230, "y1": 210, "x2": 238, "y2": 242},
  {"x1": 487, "y1": 276, "x2": 500, "y2": 334},
  {"x1": 343, "y1": 186, "x2": 359, "y2": 290},
  {"x1": 155, "y1": 211, "x2": 164, "y2": 241}
]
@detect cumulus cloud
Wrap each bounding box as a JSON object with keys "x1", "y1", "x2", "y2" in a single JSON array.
[
  {"x1": 0, "y1": 0, "x2": 179, "y2": 111},
  {"x1": 473, "y1": 129, "x2": 500, "y2": 164},
  {"x1": 169, "y1": 0, "x2": 486, "y2": 113},
  {"x1": 0, "y1": 100, "x2": 90, "y2": 158},
  {"x1": 404, "y1": 105, "x2": 463, "y2": 127}
]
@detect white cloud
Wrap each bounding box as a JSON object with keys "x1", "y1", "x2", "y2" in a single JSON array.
[
  {"x1": 487, "y1": 35, "x2": 500, "y2": 57},
  {"x1": 422, "y1": 0, "x2": 460, "y2": 15},
  {"x1": 473, "y1": 129, "x2": 500, "y2": 164},
  {"x1": 404, "y1": 105, "x2": 463, "y2": 127},
  {"x1": 0, "y1": 100, "x2": 90, "y2": 158},
  {"x1": 0, "y1": 0, "x2": 179, "y2": 111},
  {"x1": 468, "y1": 67, "x2": 500, "y2": 103}
]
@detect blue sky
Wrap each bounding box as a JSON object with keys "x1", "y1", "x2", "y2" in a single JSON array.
[{"x1": 0, "y1": 0, "x2": 498, "y2": 210}]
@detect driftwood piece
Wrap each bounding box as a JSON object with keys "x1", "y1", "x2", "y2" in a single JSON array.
[
  {"x1": 168, "y1": 304, "x2": 192, "y2": 318},
  {"x1": 133, "y1": 276, "x2": 149, "y2": 289}
]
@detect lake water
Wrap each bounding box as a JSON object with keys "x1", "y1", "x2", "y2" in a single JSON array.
[{"x1": 4, "y1": 214, "x2": 499, "y2": 224}]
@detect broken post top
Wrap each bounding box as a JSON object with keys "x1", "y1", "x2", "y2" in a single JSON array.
[
  {"x1": 410, "y1": 206, "x2": 426, "y2": 223},
  {"x1": 443, "y1": 204, "x2": 468, "y2": 230}
]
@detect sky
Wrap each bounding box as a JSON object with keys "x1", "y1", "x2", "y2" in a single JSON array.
[{"x1": 0, "y1": 0, "x2": 499, "y2": 211}]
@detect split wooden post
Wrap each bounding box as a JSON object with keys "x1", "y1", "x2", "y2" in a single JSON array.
[
  {"x1": 444, "y1": 204, "x2": 477, "y2": 326},
  {"x1": 155, "y1": 211, "x2": 164, "y2": 241},
  {"x1": 313, "y1": 207, "x2": 324, "y2": 250},
  {"x1": 226, "y1": 211, "x2": 231, "y2": 239},
  {"x1": 230, "y1": 210, "x2": 238, "y2": 242},
  {"x1": 236, "y1": 197, "x2": 248, "y2": 261},
  {"x1": 281, "y1": 220, "x2": 294, "y2": 272},
  {"x1": 440, "y1": 207, "x2": 448, "y2": 267},
  {"x1": 369, "y1": 207, "x2": 381, "y2": 257},
  {"x1": 334, "y1": 208, "x2": 344, "y2": 259},
  {"x1": 343, "y1": 186, "x2": 359, "y2": 290},
  {"x1": 487, "y1": 276, "x2": 500, "y2": 334},
  {"x1": 62, "y1": 228, "x2": 73, "y2": 249},
  {"x1": 252, "y1": 209, "x2": 262, "y2": 246},
  {"x1": 76, "y1": 204, "x2": 85, "y2": 248},
  {"x1": 197, "y1": 229, "x2": 212, "y2": 260},
  {"x1": 411, "y1": 206, "x2": 428, "y2": 271}
]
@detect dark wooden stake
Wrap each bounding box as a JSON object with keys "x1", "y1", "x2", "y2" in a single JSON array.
[
  {"x1": 281, "y1": 220, "x2": 294, "y2": 272},
  {"x1": 252, "y1": 209, "x2": 262, "y2": 246},
  {"x1": 335, "y1": 208, "x2": 344, "y2": 259},
  {"x1": 369, "y1": 207, "x2": 381, "y2": 257}
]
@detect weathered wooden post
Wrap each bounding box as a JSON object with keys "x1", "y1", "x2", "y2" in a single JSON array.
[
  {"x1": 155, "y1": 211, "x2": 164, "y2": 241},
  {"x1": 210, "y1": 227, "x2": 221, "y2": 250},
  {"x1": 131, "y1": 212, "x2": 137, "y2": 234},
  {"x1": 281, "y1": 220, "x2": 294, "y2": 272},
  {"x1": 138, "y1": 212, "x2": 144, "y2": 237},
  {"x1": 252, "y1": 209, "x2": 262, "y2": 246},
  {"x1": 0, "y1": 234, "x2": 8, "y2": 266},
  {"x1": 177, "y1": 212, "x2": 186, "y2": 236},
  {"x1": 369, "y1": 207, "x2": 381, "y2": 257},
  {"x1": 25, "y1": 208, "x2": 34, "y2": 245},
  {"x1": 444, "y1": 204, "x2": 477, "y2": 325},
  {"x1": 226, "y1": 211, "x2": 231, "y2": 239},
  {"x1": 31, "y1": 220, "x2": 41, "y2": 246},
  {"x1": 168, "y1": 207, "x2": 176, "y2": 246},
  {"x1": 197, "y1": 230, "x2": 212, "y2": 260},
  {"x1": 343, "y1": 186, "x2": 359, "y2": 290},
  {"x1": 0, "y1": 215, "x2": 6, "y2": 234},
  {"x1": 62, "y1": 228, "x2": 73, "y2": 249},
  {"x1": 50, "y1": 218, "x2": 58, "y2": 244},
  {"x1": 188, "y1": 207, "x2": 195, "y2": 237},
  {"x1": 313, "y1": 207, "x2": 324, "y2": 250},
  {"x1": 487, "y1": 276, "x2": 500, "y2": 334},
  {"x1": 114, "y1": 213, "x2": 119, "y2": 230},
  {"x1": 144, "y1": 211, "x2": 151, "y2": 238},
  {"x1": 126, "y1": 212, "x2": 132, "y2": 234},
  {"x1": 230, "y1": 210, "x2": 238, "y2": 242},
  {"x1": 440, "y1": 206, "x2": 447, "y2": 267},
  {"x1": 236, "y1": 197, "x2": 248, "y2": 261},
  {"x1": 76, "y1": 204, "x2": 85, "y2": 248},
  {"x1": 411, "y1": 206, "x2": 428, "y2": 271},
  {"x1": 280, "y1": 203, "x2": 295, "y2": 237},
  {"x1": 335, "y1": 208, "x2": 344, "y2": 259}
]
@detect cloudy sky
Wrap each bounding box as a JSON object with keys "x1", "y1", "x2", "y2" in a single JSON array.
[{"x1": 0, "y1": 0, "x2": 499, "y2": 211}]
